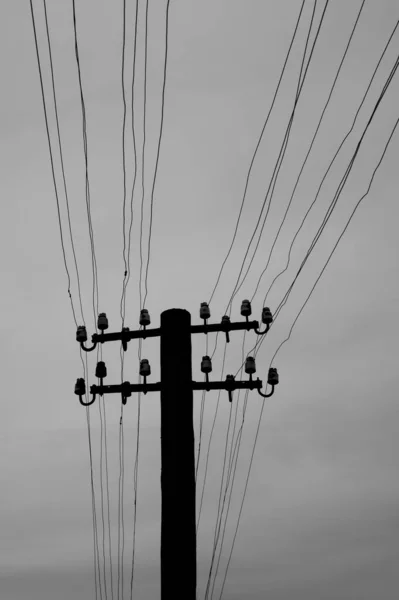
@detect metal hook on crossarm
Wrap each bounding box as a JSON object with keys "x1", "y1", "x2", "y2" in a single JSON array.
[
  {"x1": 74, "y1": 378, "x2": 97, "y2": 406},
  {"x1": 76, "y1": 326, "x2": 98, "y2": 352},
  {"x1": 257, "y1": 368, "x2": 279, "y2": 398},
  {"x1": 254, "y1": 307, "x2": 273, "y2": 336},
  {"x1": 257, "y1": 385, "x2": 275, "y2": 398}
]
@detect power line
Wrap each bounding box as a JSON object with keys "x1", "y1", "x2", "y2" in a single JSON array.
[
  {"x1": 225, "y1": 0, "x2": 331, "y2": 316},
  {"x1": 139, "y1": 0, "x2": 150, "y2": 312},
  {"x1": 142, "y1": 0, "x2": 172, "y2": 309},
  {"x1": 249, "y1": 0, "x2": 367, "y2": 303},
  {"x1": 196, "y1": 340, "x2": 229, "y2": 533},
  {"x1": 233, "y1": 46, "x2": 399, "y2": 377},
  {"x1": 120, "y1": 0, "x2": 128, "y2": 324},
  {"x1": 71, "y1": 0, "x2": 100, "y2": 331},
  {"x1": 260, "y1": 17, "x2": 399, "y2": 309},
  {"x1": 219, "y1": 113, "x2": 398, "y2": 600},
  {"x1": 269, "y1": 114, "x2": 399, "y2": 370},
  {"x1": 29, "y1": 0, "x2": 78, "y2": 328},
  {"x1": 122, "y1": 0, "x2": 140, "y2": 324},
  {"x1": 207, "y1": 0, "x2": 307, "y2": 307},
  {"x1": 42, "y1": 0, "x2": 86, "y2": 326}
]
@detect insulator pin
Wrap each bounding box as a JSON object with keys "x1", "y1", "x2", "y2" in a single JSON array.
[
  {"x1": 201, "y1": 355, "x2": 212, "y2": 374},
  {"x1": 140, "y1": 359, "x2": 151, "y2": 377},
  {"x1": 200, "y1": 302, "x2": 210, "y2": 320},
  {"x1": 240, "y1": 299, "x2": 252, "y2": 317},
  {"x1": 98, "y1": 313, "x2": 109, "y2": 331},
  {"x1": 95, "y1": 361, "x2": 107, "y2": 379},
  {"x1": 140, "y1": 309, "x2": 151, "y2": 327},
  {"x1": 245, "y1": 356, "x2": 256, "y2": 375},
  {"x1": 74, "y1": 378, "x2": 86, "y2": 395},
  {"x1": 267, "y1": 368, "x2": 279, "y2": 385},
  {"x1": 262, "y1": 307, "x2": 273, "y2": 325},
  {"x1": 76, "y1": 326, "x2": 87, "y2": 343}
]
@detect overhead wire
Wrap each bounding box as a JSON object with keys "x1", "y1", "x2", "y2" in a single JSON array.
[
  {"x1": 120, "y1": 0, "x2": 128, "y2": 324},
  {"x1": 138, "y1": 0, "x2": 150, "y2": 313},
  {"x1": 196, "y1": 333, "x2": 209, "y2": 483},
  {"x1": 209, "y1": 0, "x2": 325, "y2": 362},
  {"x1": 268, "y1": 115, "x2": 399, "y2": 369},
  {"x1": 270, "y1": 52, "x2": 399, "y2": 324},
  {"x1": 210, "y1": 390, "x2": 250, "y2": 600},
  {"x1": 258, "y1": 17, "x2": 399, "y2": 309},
  {"x1": 196, "y1": 339, "x2": 229, "y2": 534},
  {"x1": 207, "y1": 0, "x2": 307, "y2": 307},
  {"x1": 97, "y1": 346, "x2": 109, "y2": 600},
  {"x1": 42, "y1": 0, "x2": 86, "y2": 326},
  {"x1": 71, "y1": 0, "x2": 100, "y2": 331},
  {"x1": 232, "y1": 38, "x2": 399, "y2": 379},
  {"x1": 130, "y1": 0, "x2": 146, "y2": 566},
  {"x1": 205, "y1": 334, "x2": 247, "y2": 600},
  {"x1": 29, "y1": 0, "x2": 79, "y2": 328},
  {"x1": 217, "y1": 114, "x2": 399, "y2": 600},
  {"x1": 122, "y1": 0, "x2": 140, "y2": 323},
  {"x1": 225, "y1": 0, "x2": 331, "y2": 317},
  {"x1": 142, "y1": 0, "x2": 172, "y2": 309},
  {"x1": 248, "y1": 0, "x2": 367, "y2": 303}
]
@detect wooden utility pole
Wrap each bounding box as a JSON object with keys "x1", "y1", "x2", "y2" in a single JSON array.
[
  {"x1": 160, "y1": 309, "x2": 196, "y2": 599},
  {"x1": 75, "y1": 302, "x2": 278, "y2": 599}
]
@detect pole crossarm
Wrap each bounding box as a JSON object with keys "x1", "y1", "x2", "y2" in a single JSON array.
[
  {"x1": 90, "y1": 377, "x2": 263, "y2": 398},
  {"x1": 86, "y1": 319, "x2": 261, "y2": 349}
]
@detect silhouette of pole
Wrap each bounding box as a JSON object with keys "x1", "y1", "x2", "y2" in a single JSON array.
[{"x1": 160, "y1": 308, "x2": 196, "y2": 599}]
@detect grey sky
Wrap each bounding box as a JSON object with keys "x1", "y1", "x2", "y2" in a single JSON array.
[{"x1": 1, "y1": 0, "x2": 399, "y2": 599}]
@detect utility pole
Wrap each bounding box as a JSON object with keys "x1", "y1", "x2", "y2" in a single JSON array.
[
  {"x1": 160, "y1": 309, "x2": 196, "y2": 597},
  {"x1": 74, "y1": 302, "x2": 279, "y2": 600}
]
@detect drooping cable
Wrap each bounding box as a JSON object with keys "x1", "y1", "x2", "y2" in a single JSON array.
[
  {"x1": 233, "y1": 49, "x2": 399, "y2": 377},
  {"x1": 204, "y1": 393, "x2": 234, "y2": 599},
  {"x1": 197, "y1": 339, "x2": 229, "y2": 534},
  {"x1": 120, "y1": 0, "x2": 128, "y2": 324},
  {"x1": 218, "y1": 113, "x2": 399, "y2": 600},
  {"x1": 142, "y1": 0, "x2": 172, "y2": 309},
  {"x1": 121, "y1": 0, "x2": 140, "y2": 323},
  {"x1": 29, "y1": 0, "x2": 79, "y2": 327},
  {"x1": 260, "y1": 17, "x2": 399, "y2": 308},
  {"x1": 71, "y1": 0, "x2": 100, "y2": 331},
  {"x1": 196, "y1": 334, "x2": 209, "y2": 483},
  {"x1": 270, "y1": 54, "x2": 399, "y2": 323},
  {"x1": 138, "y1": 0, "x2": 150, "y2": 313},
  {"x1": 97, "y1": 346, "x2": 109, "y2": 600},
  {"x1": 268, "y1": 114, "x2": 399, "y2": 378},
  {"x1": 207, "y1": 0, "x2": 307, "y2": 307},
  {"x1": 117, "y1": 407, "x2": 125, "y2": 600},
  {"x1": 84, "y1": 349, "x2": 103, "y2": 600},
  {"x1": 211, "y1": 390, "x2": 250, "y2": 600},
  {"x1": 102, "y1": 395, "x2": 115, "y2": 600},
  {"x1": 225, "y1": 0, "x2": 331, "y2": 317},
  {"x1": 129, "y1": 337, "x2": 143, "y2": 599},
  {"x1": 42, "y1": 0, "x2": 86, "y2": 325},
  {"x1": 249, "y1": 0, "x2": 367, "y2": 303},
  {"x1": 205, "y1": 334, "x2": 247, "y2": 600}
]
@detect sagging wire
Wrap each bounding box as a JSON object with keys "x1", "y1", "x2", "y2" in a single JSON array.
[
  {"x1": 121, "y1": 0, "x2": 140, "y2": 324},
  {"x1": 71, "y1": 0, "x2": 100, "y2": 332},
  {"x1": 197, "y1": 339, "x2": 229, "y2": 534},
  {"x1": 138, "y1": 0, "x2": 150, "y2": 313},
  {"x1": 207, "y1": 0, "x2": 307, "y2": 308},
  {"x1": 249, "y1": 0, "x2": 367, "y2": 303},
  {"x1": 142, "y1": 0, "x2": 172, "y2": 309},
  {"x1": 29, "y1": 0, "x2": 79, "y2": 328},
  {"x1": 129, "y1": 337, "x2": 143, "y2": 600},
  {"x1": 257, "y1": 17, "x2": 399, "y2": 308},
  {"x1": 217, "y1": 111, "x2": 399, "y2": 600},
  {"x1": 226, "y1": 0, "x2": 331, "y2": 318}
]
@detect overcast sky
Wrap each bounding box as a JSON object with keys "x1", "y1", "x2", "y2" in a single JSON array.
[{"x1": 1, "y1": 1, "x2": 399, "y2": 599}]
